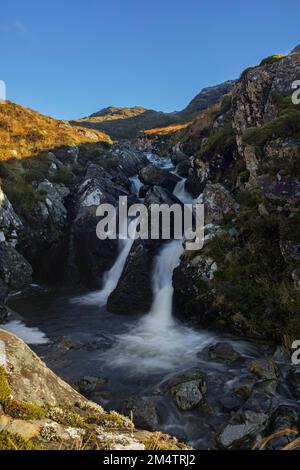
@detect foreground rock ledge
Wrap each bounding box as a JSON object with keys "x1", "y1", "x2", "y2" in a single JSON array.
[{"x1": 0, "y1": 329, "x2": 190, "y2": 451}]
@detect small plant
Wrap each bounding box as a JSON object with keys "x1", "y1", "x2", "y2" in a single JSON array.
[{"x1": 259, "y1": 54, "x2": 285, "y2": 66}]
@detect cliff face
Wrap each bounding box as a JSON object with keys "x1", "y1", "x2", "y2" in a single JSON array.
[
  {"x1": 142, "y1": 47, "x2": 300, "y2": 343},
  {"x1": 0, "y1": 329, "x2": 189, "y2": 450}
]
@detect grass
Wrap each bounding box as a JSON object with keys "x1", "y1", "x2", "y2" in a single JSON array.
[
  {"x1": 243, "y1": 93, "x2": 300, "y2": 147},
  {"x1": 202, "y1": 124, "x2": 236, "y2": 160},
  {"x1": 0, "y1": 101, "x2": 111, "y2": 162},
  {"x1": 0, "y1": 367, "x2": 11, "y2": 402},
  {"x1": 144, "y1": 122, "x2": 191, "y2": 136},
  {"x1": 0, "y1": 431, "x2": 40, "y2": 450}
]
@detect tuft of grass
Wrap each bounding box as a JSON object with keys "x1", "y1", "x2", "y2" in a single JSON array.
[
  {"x1": 0, "y1": 431, "x2": 40, "y2": 450},
  {"x1": 0, "y1": 367, "x2": 11, "y2": 402},
  {"x1": 144, "y1": 432, "x2": 191, "y2": 451}
]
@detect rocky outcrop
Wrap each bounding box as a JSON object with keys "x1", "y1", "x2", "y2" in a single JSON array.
[
  {"x1": 0, "y1": 329, "x2": 189, "y2": 450},
  {"x1": 107, "y1": 239, "x2": 157, "y2": 314},
  {"x1": 139, "y1": 165, "x2": 180, "y2": 192}
]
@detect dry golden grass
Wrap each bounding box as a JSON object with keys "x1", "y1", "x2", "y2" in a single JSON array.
[
  {"x1": 144, "y1": 122, "x2": 191, "y2": 136},
  {"x1": 0, "y1": 101, "x2": 112, "y2": 161},
  {"x1": 252, "y1": 428, "x2": 299, "y2": 450}
]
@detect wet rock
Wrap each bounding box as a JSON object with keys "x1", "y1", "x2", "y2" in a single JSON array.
[
  {"x1": 0, "y1": 242, "x2": 32, "y2": 290},
  {"x1": 176, "y1": 160, "x2": 190, "y2": 177},
  {"x1": 291, "y1": 269, "x2": 300, "y2": 291},
  {"x1": 249, "y1": 358, "x2": 280, "y2": 381},
  {"x1": 76, "y1": 376, "x2": 106, "y2": 396},
  {"x1": 219, "y1": 396, "x2": 243, "y2": 413},
  {"x1": 287, "y1": 370, "x2": 300, "y2": 399},
  {"x1": 139, "y1": 165, "x2": 180, "y2": 192},
  {"x1": 208, "y1": 342, "x2": 240, "y2": 364},
  {"x1": 166, "y1": 369, "x2": 207, "y2": 411},
  {"x1": 269, "y1": 405, "x2": 298, "y2": 432},
  {"x1": 233, "y1": 379, "x2": 255, "y2": 401},
  {"x1": 144, "y1": 186, "x2": 181, "y2": 206},
  {"x1": 107, "y1": 239, "x2": 157, "y2": 314},
  {"x1": 218, "y1": 411, "x2": 268, "y2": 449},
  {"x1": 139, "y1": 184, "x2": 150, "y2": 199},
  {"x1": 124, "y1": 398, "x2": 160, "y2": 432}
]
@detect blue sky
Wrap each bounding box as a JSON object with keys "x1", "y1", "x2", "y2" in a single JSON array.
[{"x1": 1, "y1": 0, "x2": 299, "y2": 119}]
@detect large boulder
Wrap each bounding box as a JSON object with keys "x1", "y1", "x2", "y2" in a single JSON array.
[
  {"x1": 107, "y1": 239, "x2": 159, "y2": 314},
  {"x1": 144, "y1": 186, "x2": 181, "y2": 206},
  {"x1": 124, "y1": 397, "x2": 160, "y2": 432},
  {"x1": 139, "y1": 165, "x2": 180, "y2": 192}
]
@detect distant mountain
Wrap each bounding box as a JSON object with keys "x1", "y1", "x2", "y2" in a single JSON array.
[{"x1": 70, "y1": 80, "x2": 235, "y2": 140}]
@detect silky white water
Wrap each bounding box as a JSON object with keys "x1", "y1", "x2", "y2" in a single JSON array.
[
  {"x1": 101, "y1": 239, "x2": 216, "y2": 373},
  {"x1": 2, "y1": 320, "x2": 49, "y2": 345},
  {"x1": 173, "y1": 179, "x2": 194, "y2": 204},
  {"x1": 72, "y1": 219, "x2": 137, "y2": 306}
]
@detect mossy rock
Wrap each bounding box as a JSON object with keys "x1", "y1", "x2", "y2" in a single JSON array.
[{"x1": 3, "y1": 399, "x2": 47, "y2": 420}]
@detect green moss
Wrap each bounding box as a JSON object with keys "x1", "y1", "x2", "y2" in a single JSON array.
[
  {"x1": 3, "y1": 400, "x2": 47, "y2": 420},
  {"x1": 242, "y1": 109, "x2": 300, "y2": 147},
  {"x1": 202, "y1": 124, "x2": 236, "y2": 159},
  {"x1": 0, "y1": 431, "x2": 40, "y2": 450},
  {"x1": 50, "y1": 165, "x2": 74, "y2": 185},
  {"x1": 207, "y1": 208, "x2": 300, "y2": 341},
  {"x1": 239, "y1": 170, "x2": 250, "y2": 184},
  {"x1": 0, "y1": 367, "x2": 11, "y2": 402},
  {"x1": 259, "y1": 54, "x2": 285, "y2": 66}
]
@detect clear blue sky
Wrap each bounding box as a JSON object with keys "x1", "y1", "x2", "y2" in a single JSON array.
[{"x1": 1, "y1": 0, "x2": 299, "y2": 120}]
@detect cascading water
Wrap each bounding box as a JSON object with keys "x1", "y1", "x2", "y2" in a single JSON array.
[
  {"x1": 129, "y1": 175, "x2": 143, "y2": 198},
  {"x1": 72, "y1": 219, "x2": 138, "y2": 306},
  {"x1": 173, "y1": 178, "x2": 195, "y2": 204}
]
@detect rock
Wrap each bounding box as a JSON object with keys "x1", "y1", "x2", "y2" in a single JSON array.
[
  {"x1": 233, "y1": 379, "x2": 255, "y2": 401},
  {"x1": 139, "y1": 165, "x2": 180, "y2": 192},
  {"x1": 5, "y1": 419, "x2": 41, "y2": 441},
  {"x1": 269, "y1": 405, "x2": 298, "y2": 432},
  {"x1": 37, "y1": 180, "x2": 69, "y2": 227},
  {"x1": 76, "y1": 376, "x2": 106, "y2": 396},
  {"x1": 107, "y1": 239, "x2": 156, "y2": 314},
  {"x1": 218, "y1": 411, "x2": 268, "y2": 449},
  {"x1": 0, "y1": 329, "x2": 90, "y2": 407},
  {"x1": 203, "y1": 183, "x2": 239, "y2": 224},
  {"x1": 280, "y1": 239, "x2": 300, "y2": 263},
  {"x1": 0, "y1": 305, "x2": 8, "y2": 324},
  {"x1": 176, "y1": 160, "x2": 190, "y2": 177},
  {"x1": 0, "y1": 242, "x2": 32, "y2": 290},
  {"x1": 249, "y1": 358, "x2": 280, "y2": 381},
  {"x1": 0, "y1": 184, "x2": 23, "y2": 245},
  {"x1": 208, "y1": 342, "x2": 240, "y2": 364},
  {"x1": 287, "y1": 371, "x2": 300, "y2": 399},
  {"x1": 144, "y1": 185, "x2": 181, "y2": 206},
  {"x1": 291, "y1": 269, "x2": 300, "y2": 291},
  {"x1": 166, "y1": 369, "x2": 207, "y2": 411},
  {"x1": 139, "y1": 185, "x2": 150, "y2": 199},
  {"x1": 124, "y1": 398, "x2": 160, "y2": 432}
]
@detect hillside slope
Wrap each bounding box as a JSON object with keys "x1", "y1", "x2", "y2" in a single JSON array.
[{"x1": 71, "y1": 81, "x2": 235, "y2": 139}]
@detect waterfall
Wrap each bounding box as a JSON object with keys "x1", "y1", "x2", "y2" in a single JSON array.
[
  {"x1": 173, "y1": 178, "x2": 194, "y2": 204},
  {"x1": 146, "y1": 240, "x2": 184, "y2": 328},
  {"x1": 129, "y1": 175, "x2": 143, "y2": 198},
  {"x1": 103, "y1": 238, "x2": 214, "y2": 373},
  {"x1": 72, "y1": 219, "x2": 137, "y2": 306}
]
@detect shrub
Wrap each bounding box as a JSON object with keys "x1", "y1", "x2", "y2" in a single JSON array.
[{"x1": 202, "y1": 124, "x2": 236, "y2": 159}]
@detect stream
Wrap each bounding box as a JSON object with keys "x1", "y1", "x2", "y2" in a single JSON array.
[{"x1": 3, "y1": 153, "x2": 299, "y2": 449}]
